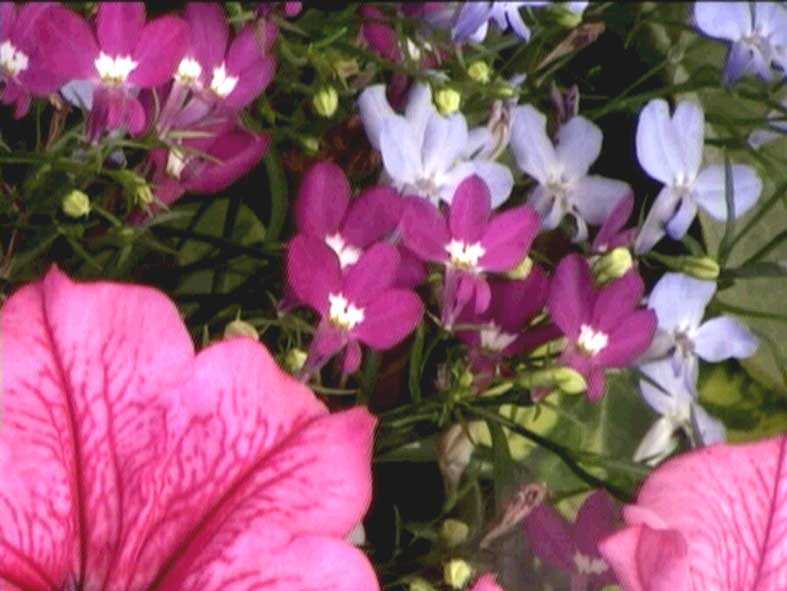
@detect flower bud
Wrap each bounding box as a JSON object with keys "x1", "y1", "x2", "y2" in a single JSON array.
[
  {"x1": 62, "y1": 190, "x2": 91, "y2": 218},
  {"x1": 467, "y1": 61, "x2": 491, "y2": 84},
  {"x1": 437, "y1": 424, "x2": 475, "y2": 495},
  {"x1": 135, "y1": 183, "x2": 155, "y2": 206},
  {"x1": 444, "y1": 559, "x2": 473, "y2": 589},
  {"x1": 333, "y1": 57, "x2": 360, "y2": 79},
  {"x1": 434, "y1": 86, "x2": 461, "y2": 115},
  {"x1": 440, "y1": 519, "x2": 470, "y2": 547},
  {"x1": 592, "y1": 247, "x2": 633, "y2": 284},
  {"x1": 555, "y1": 6, "x2": 583, "y2": 27},
  {"x1": 408, "y1": 578, "x2": 438, "y2": 591},
  {"x1": 678, "y1": 255, "x2": 720, "y2": 280},
  {"x1": 284, "y1": 348, "x2": 308, "y2": 373},
  {"x1": 224, "y1": 319, "x2": 259, "y2": 341},
  {"x1": 312, "y1": 85, "x2": 339, "y2": 118},
  {"x1": 505, "y1": 255, "x2": 533, "y2": 280},
  {"x1": 518, "y1": 367, "x2": 587, "y2": 395},
  {"x1": 301, "y1": 136, "x2": 320, "y2": 155}
]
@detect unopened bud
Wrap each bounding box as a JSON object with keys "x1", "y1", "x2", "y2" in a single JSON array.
[
  {"x1": 592, "y1": 247, "x2": 633, "y2": 284},
  {"x1": 284, "y1": 348, "x2": 308, "y2": 373},
  {"x1": 555, "y1": 6, "x2": 583, "y2": 27},
  {"x1": 312, "y1": 85, "x2": 339, "y2": 118},
  {"x1": 224, "y1": 319, "x2": 259, "y2": 341},
  {"x1": 440, "y1": 519, "x2": 470, "y2": 547},
  {"x1": 518, "y1": 367, "x2": 587, "y2": 395},
  {"x1": 492, "y1": 83, "x2": 517, "y2": 99},
  {"x1": 437, "y1": 424, "x2": 475, "y2": 495},
  {"x1": 301, "y1": 136, "x2": 320, "y2": 155},
  {"x1": 505, "y1": 255, "x2": 533, "y2": 280},
  {"x1": 408, "y1": 578, "x2": 438, "y2": 591},
  {"x1": 467, "y1": 61, "x2": 491, "y2": 84},
  {"x1": 444, "y1": 559, "x2": 473, "y2": 589},
  {"x1": 136, "y1": 183, "x2": 155, "y2": 206},
  {"x1": 62, "y1": 190, "x2": 91, "y2": 218},
  {"x1": 333, "y1": 57, "x2": 360, "y2": 79},
  {"x1": 678, "y1": 255, "x2": 720, "y2": 280},
  {"x1": 434, "y1": 86, "x2": 461, "y2": 115}
]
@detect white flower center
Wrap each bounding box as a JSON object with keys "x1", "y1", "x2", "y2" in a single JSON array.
[
  {"x1": 573, "y1": 551, "x2": 609, "y2": 576},
  {"x1": 0, "y1": 41, "x2": 29, "y2": 78},
  {"x1": 209, "y1": 63, "x2": 238, "y2": 98},
  {"x1": 325, "y1": 233, "x2": 362, "y2": 268},
  {"x1": 446, "y1": 239, "x2": 485, "y2": 270},
  {"x1": 479, "y1": 322, "x2": 517, "y2": 352},
  {"x1": 175, "y1": 57, "x2": 203, "y2": 84},
  {"x1": 94, "y1": 52, "x2": 138, "y2": 84},
  {"x1": 577, "y1": 323, "x2": 608, "y2": 356},
  {"x1": 166, "y1": 147, "x2": 190, "y2": 179},
  {"x1": 328, "y1": 293, "x2": 364, "y2": 331}
]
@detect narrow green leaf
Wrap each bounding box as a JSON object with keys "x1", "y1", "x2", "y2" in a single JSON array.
[
  {"x1": 263, "y1": 146, "x2": 288, "y2": 241},
  {"x1": 408, "y1": 323, "x2": 425, "y2": 404},
  {"x1": 717, "y1": 153, "x2": 736, "y2": 265}
]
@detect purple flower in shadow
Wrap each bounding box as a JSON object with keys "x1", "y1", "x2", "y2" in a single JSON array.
[
  {"x1": 0, "y1": 3, "x2": 67, "y2": 118},
  {"x1": 154, "y1": 4, "x2": 277, "y2": 134},
  {"x1": 400, "y1": 175, "x2": 540, "y2": 328},
  {"x1": 547, "y1": 254, "x2": 656, "y2": 400},
  {"x1": 524, "y1": 491, "x2": 619, "y2": 591},
  {"x1": 456, "y1": 267, "x2": 560, "y2": 379},
  {"x1": 286, "y1": 235, "x2": 424, "y2": 376},
  {"x1": 146, "y1": 123, "x2": 270, "y2": 208}
]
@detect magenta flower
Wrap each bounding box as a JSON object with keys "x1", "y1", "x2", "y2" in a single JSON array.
[
  {"x1": 456, "y1": 267, "x2": 560, "y2": 376},
  {"x1": 599, "y1": 434, "x2": 787, "y2": 591},
  {"x1": 0, "y1": 3, "x2": 68, "y2": 118},
  {"x1": 591, "y1": 192, "x2": 638, "y2": 253},
  {"x1": 155, "y1": 3, "x2": 277, "y2": 133},
  {"x1": 287, "y1": 235, "x2": 424, "y2": 375},
  {"x1": 38, "y1": 2, "x2": 188, "y2": 138},
  {"x1": 0, "y1": 268, "x2": 379, "y2": 591},
  {"x1": 547, "y1": 254, "x2": 657, "y2": 400},
  {"x1": 147, "y1": 124, "x2": 270, "y2": 207},
  {"x1": 469, "y1": 573, "x2": 506, "y2": 591},
  {"x1": 524, "y1": 491, "x2": 619, "y2": 591},
  {"x1": 400, "y1": 175, "x2": 540, "y2": 327}
]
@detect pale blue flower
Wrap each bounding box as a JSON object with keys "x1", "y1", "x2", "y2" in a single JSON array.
[
  {"x1": 634, "y1": 99, "x2": 762, "y2": 254},
  {"x1": 634, "y1": 358, "x2": 726, "y2": 466},
  {"x1": 641, "y1": 272, "x2": 758, "y2": 383},
  {"x1": 452, "y1": 1, "x2": 587, "y2": 43},
  {"x1": 694, "y1": 1, "x2": 787, "y2": 85},
  {"x1": 509, "y1": 104, "x2": 631, "y2": 240},
  {"x1": 358, "y1": 82, "x2": 514, "y2": 207}
]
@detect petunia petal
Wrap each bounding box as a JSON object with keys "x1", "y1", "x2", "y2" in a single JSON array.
[
  {"x1": 693, "y1": 315, "x2": 758, "y2": 362},
  {"x1": 693, "y1": 163, "x2": 762, "y2": 221},
  {"x1": 601, "y1": 434, "x2": 787, "y2": 591},
  {"x1": 294, "y1": 161, "x2": 351, "y2": 239},
  {"x1": 353, "y1": 289, "x2": 424, "y2": 349},
  {"x1": 286, "y1": 234, "x2": 342, "y2": 315}
]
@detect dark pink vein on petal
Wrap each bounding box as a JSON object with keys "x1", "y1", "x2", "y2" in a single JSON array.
[{"x1": 750, "y1": 436, "x2": 787, "y2": 590}]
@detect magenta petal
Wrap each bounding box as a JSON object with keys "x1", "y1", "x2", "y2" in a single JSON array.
[
  {"x1": 586, "y1": 366, "x2": 607, "y2": 401},
  {"x1": 399, "y1": 196, "x2": 450, "y2": 263},
  {"x1": 353, "y1": 289, "x2": 424, "y2": 349},
  {"x1": 306, "y1": 320, "x2": 347, "y2": 371},
  {"x1": 592, "y1": 269, "x2": 645, "y2": 333},
  {"x1": 573, "y1": 491, "x2": 618, "y2": 559},
  {"x1": 224, "y1": 55, "x2": 276, "y2": 110},
  {"x1": 186, "y1": 129, "x2": 270, "y2": 193},
  {"x1": 129, "y1": 16, "x2": 189, "y2": 88},
  {"x1": 593, "y1": 192, "x2": 634, "y2": 252},
  {"x1": 343, "y1": 186, "x2": 403, "y2": 248},
  {"x1": 344, "y1": 242, "x2": 401, "y2": 305},
  {"x1": 0, "y1": 2, "x2": 15, "y2": 38},
  {"x1": 184, "y1": 2, "x2": 230, "y2": 72},
  {"x1": 506, "y1": 323, "x2": 562, "y2": 356},
  {"x1": 88, "y1": 87, "x2": 147, "y2": 137},
  {"x1": 523, "y1": 503, "x2": 575, "y2": 572},
  {"x1": 548, "y1": 254, "x2": 594, "y2": 339},
  {"x1": 479, "y1": 205, "x2": 540, "y2": 272},
  {"x1": 96, "y1": 2, "x2": 145, "y2": 55},
  {"x1": 227, "y1": 21, "x2": 278, "y2": 72},
  {"x1": 295, "y1": 161, "x2": 352, "y2": 238},
  {"x1": 360, "y1": 5, "x2": 402, "y2": 62},
  {"x1": 489, "y1": 265, "x2": 549, "y2": 332},
  {"x1": 36, "y1": 5, "x2": 98, "y2": 80},
  {"x1": 342, "y1": 340, "x2": 363, "y2": 375},
  {"x1": 449, "y1": 175, "x2": 492, "y2": 242},
  {"x1": 595, "y1": 309, "x2": 657, "y2": 367},
  {"x1": 286, "y1": 234, "x2": 342, "y2": 315},
  {"x1": 468, "y1": 574, "x2": 505, "y2": 591},
  {"x1": 394, "y1": 245, "x2": 427, "y2": 289}
]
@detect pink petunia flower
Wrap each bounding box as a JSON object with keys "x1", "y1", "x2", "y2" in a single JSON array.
[
  {"x1": 286, "y1": 235, "x2": 424, "y2": 375},
  {"x1": 0, "y1": 3, "x2": 67, "y2": 118},
  {"x1": 547, "y1": 254, "x2": 656, "y2": 400},
  {"x1": 524, "y1": 491, "x2": 619, "y2": 591},
  {"x1": 599, "y1": 434, "x2": 787, "y2": 591},
  {"x1": 400, "y1": 175, "x2": 540, "y2": 327},
  {"x1": 0, "y1": 267, "x2": 379, "y2": 591},
  {"x1": 469, "y1": 573, "x2": 507, "y2": 591},
  {"x1": 146, "y1": 122, "x2": 270, "y2": 207},
  {"x1": 37, "y1": 2, "x2": 188, "y2": 139},
  {"x1": 456, "y1": 267, "x2": 560, "y2": 379}
]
